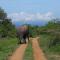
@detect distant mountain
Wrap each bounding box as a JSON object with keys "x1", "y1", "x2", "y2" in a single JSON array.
[{"x1": 14, "y1": 20, "x2": 48, "y2": 27}]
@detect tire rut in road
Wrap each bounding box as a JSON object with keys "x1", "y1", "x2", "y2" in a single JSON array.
[
  {"x1": 9, "y1": 44, "x2": 27, "y2": 60},
  {"x1": 32, "y1": 38, "x2": 47, "y2": 60}
]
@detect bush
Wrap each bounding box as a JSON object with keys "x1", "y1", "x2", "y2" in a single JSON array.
[{"x1": 49, "y1": 34, "x2": 60, "y2": 47}]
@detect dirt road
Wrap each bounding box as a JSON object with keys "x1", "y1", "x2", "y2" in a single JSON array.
[
  {"x1": 32, "y1": 37, "x2": 47, "y2": 60},
  {"x1": 9, "y1": 37, "x2": 47, "y2": 60},
  {"x1": 9, "y1": 44, "x2": 27, "y2": 60}
]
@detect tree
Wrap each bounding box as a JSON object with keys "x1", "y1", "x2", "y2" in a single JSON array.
[
  {"x1": 0, "y1": 7, "x2": 16, "y2": 38},
  {"x1": 0, "y1": 8, "x2": 7, "y2": 20}
]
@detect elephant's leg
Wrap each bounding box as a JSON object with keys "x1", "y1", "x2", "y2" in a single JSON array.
[
  {"x1": 23, "y1": 37, "x2": 26, "y2": 44},
  {"x1": 24, "y1": 39, "x2": 26, "y2": 44},
  {"x1": 27, "y1": 35, "x2": 29, "y2": 43},
  {"x1": 18, "y1": 35, "x2": 23, "y2": 44}
]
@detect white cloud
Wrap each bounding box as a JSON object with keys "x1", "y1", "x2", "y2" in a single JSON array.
[
  {"x1": 36, "y1": 12, "x2": 54, "y2": 20},
  {"x1": 8, "y1": 12, "x2": 55, "y2": 23}
]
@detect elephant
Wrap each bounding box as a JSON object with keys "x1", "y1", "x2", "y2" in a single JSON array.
[{"x1": 16, "y1": 25, "x2": 29, "y2": 44}]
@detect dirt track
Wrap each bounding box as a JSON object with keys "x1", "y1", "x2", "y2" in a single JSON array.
[
  {"x1": 9, "y1": 44, "x2": 27, "y2": 60},
  {"x1": 9, "y1": 37, "x2": 47, "y2": 60},
  {"x1": 32, "y1": 37, "x2": 47, "y2": 60}
]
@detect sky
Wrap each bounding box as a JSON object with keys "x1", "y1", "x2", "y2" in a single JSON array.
[{"x1": 0, "y1": 0, "x2": 60, "y2": 26}]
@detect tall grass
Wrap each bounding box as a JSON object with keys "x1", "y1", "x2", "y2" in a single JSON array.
[{"x1": 39, "y1": 34, "x2": 60, "y2": 60}]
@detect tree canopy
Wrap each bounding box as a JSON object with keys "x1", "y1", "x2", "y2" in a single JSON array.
[{"x1": 0, "y1": 8, "x2": 16, "y2": 38}]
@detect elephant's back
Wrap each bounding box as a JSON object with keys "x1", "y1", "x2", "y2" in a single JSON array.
[{"x1": 17, "y1": 25, "x2": 28, "y2": 32}]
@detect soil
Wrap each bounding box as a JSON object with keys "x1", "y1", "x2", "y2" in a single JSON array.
[
  {"x1": 9, "y1": 44, "x2": 27, "y2": 60},
  {"x1": 32, "y1": 37, "x2": 47, "y2": 60}
]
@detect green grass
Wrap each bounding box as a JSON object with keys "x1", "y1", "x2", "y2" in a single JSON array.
[
  {"x1": 23, "y1": 42, "x2": 33, "y2": 60},
  {"x1": 0, "y1": 38, "x2": 18, "y2": 60},
  {"x1": 39, "y1": 34, "x2": 60, "y2": 60}
]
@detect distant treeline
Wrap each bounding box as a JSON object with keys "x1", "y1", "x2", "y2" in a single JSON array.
[{"x1": 25, "y1": 18, "x2": 60, "y2": 37}]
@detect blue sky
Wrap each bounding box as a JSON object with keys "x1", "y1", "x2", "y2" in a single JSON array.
[{"x1": 0, "y1": 0, "x2": 60, "y2": 26}]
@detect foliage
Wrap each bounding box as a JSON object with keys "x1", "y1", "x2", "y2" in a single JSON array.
[
  {"x1": 28, "y1": 25, "x2": 40, "y2": 37},
  {"x1": 0, "y1": 38, "x2": 18, "y2": 60},
  {"x1": 39, "y1": 35, "x2": 60, "y2": 60},
  {"x1": 0, "y1": 7, "x2": 16, "y2": 38},
  {"x1": 38, "y1": 19, "x2": 60, "y2": 60},
  {"x1": 38, "y1": 19, "x2": 60, "y2": 47}
]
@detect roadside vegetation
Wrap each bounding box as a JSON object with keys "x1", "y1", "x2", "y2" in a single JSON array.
[
  {"x1": 38, "y1": 19, "x2": 60, "y2": 60},
  {"x1": 0, "y1": 7, "x2": 18, "y2": 60},
  {"x1": 39, "y1": 34, "x2": 60, "y2": 60},
  {"x1": 0, "y1": 38, "x2": 18, "y2": 60}
]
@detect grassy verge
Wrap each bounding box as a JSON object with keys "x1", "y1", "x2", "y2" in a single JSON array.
[
  {"x1": 39, "y1": 34, "x2": 60, "y2": 60},
  {"x1": 23, "y1": 42, "x2": 33, "y2": 60},
  {"x1": 0, "y1": 38, "x2": 18, "y2": 60}
]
